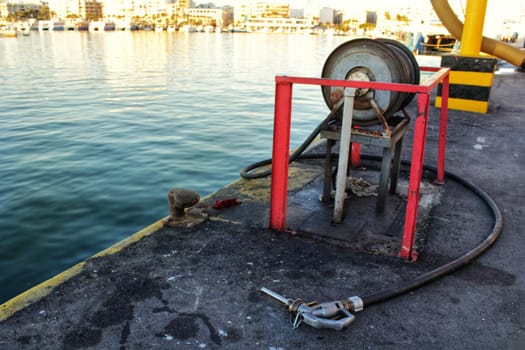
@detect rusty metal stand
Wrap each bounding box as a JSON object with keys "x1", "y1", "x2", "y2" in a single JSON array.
[
  {"x1": 320, "y1": 116, "x2": 410, "y2": 215},
  {"x1": 269, "y1": 68, "x2": 450, "y2": 260},
  {"x1": 331, "y1": 88, "x2": 356, "y2": 223}
]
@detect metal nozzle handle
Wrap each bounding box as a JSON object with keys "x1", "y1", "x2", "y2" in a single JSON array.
[{"x1": 260, "y1": 287, "x2": 291, "y2": 305}]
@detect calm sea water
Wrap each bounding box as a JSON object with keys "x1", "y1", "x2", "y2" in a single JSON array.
[
  {"x1": 0, "y1": 31, "x2": 358, "y2": 303},
  {"x1": 0, "y1": 32, "x2": 441, "y2": 304}
]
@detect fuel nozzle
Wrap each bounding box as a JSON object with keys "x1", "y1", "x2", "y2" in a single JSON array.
[{"x1": 261, "y1": 287, "x2": 364, "y2": 331}]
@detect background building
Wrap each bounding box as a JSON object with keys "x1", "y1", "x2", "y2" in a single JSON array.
[
  {"x1": 318, "y1": 6, "x2": 332, "y2": 25},
  {"x1": 185, "y1": 7, "x2": 222, "y2": 26}
]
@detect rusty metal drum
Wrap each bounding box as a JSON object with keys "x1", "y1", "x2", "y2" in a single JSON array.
[{"x1": 321, "y1": 38, "x2": 419, "y2": 126}]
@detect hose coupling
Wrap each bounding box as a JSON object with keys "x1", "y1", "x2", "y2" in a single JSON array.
[{"x1": 347, "y1": 296, "x2": 364, "y2": 312}]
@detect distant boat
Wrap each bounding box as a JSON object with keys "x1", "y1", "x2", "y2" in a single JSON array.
[
  {"x1": 115, "y1": 21, "x2": 129, "y2": 31},
  {"x1": 154, "y1": 25, "x2": 164, "y2": 32},
  {"x1": 228, "y1": 24, "x2": 248, "y2": 33},
  {"x1": 53, "y1": 21, "x2": 65, "y2": 31},
  {"x1": 104, "y1": 22, "x2": 115, "y2": 31},
  {"x1": 17, "y1": 23, "x2": 31, "y2": 36},
  {"x1": 167, "y1": 25, "x2": 176, "y2": 32},
  {"x1": 38, "y1": 21, "x2": 51, "y2": 31},
  {"x1": 64, "y1": 22, "x2": 76, "y2": 31},
  {"x1": 180, "y1": 25, "x2": 197, "y2": 33},
  {"x1": 77, "y1": 22, "x2": 89, "y2": 31},
  {"x1": 230, "y1": 27, "x2": 248, "y2": 33},
  {"x1": 0, "y1": 25, "x2": 17, "y2": 38},
  {"x1": 89, "y1": 21, "x2": 104, "y2": 32}
]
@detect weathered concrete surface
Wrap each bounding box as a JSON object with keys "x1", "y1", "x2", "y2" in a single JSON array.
[{"x1": 0, "y1": 73, "x2": 523, "y2": 349}]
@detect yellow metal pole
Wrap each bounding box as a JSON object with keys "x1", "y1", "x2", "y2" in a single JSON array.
[{"x1": 460, "y1": 0, "x2": 488, "y2": 56}]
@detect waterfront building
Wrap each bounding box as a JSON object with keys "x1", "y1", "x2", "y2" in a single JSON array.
[
  {"x1": 102, "y1": 0, "x2": 133, "y2": 21},
  {"x1": 289, "y1": 7, "x2": 302, "y2": 19},
  {"x1": 318, "y1": 6, "x2": 333, "y2": 25},
  {"x1": 83, "y1": 0, "x2": 103, "y2": 20},
  {"x1": 64, "y1": 0, "x2": 81, "y2": 18},
  {"x1": 232, "y1": 1, "x2": 249, "y2": 27},
  {"x1": 166, "y1": 0, "x2": 189, "y2": 22},
  {"x1": 251, "y1": 1, "x2": 289, "y2": 18},
  {"x1": 1, "y1": 0, "x2": 520, "y2": 41},
  {"x1": 233, "y1": 1, "x2": 290, "y2": 28},
  {"x1": 244, "y1": 16, "x2": 313, "y2": 33},
  {"x1": 185, "y1": 7, "x2": 223, "y2": 27},
  {"x1": 0, "y1": 0, "x2": 42, "y2": 20}
]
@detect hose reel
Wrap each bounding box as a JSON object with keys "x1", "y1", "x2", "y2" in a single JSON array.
[
  {"x1": 240, "y1": 38, "x2": 421, "y2": 181},
  {"x1": 321, "y1": 38, "x2": 420, "y2": 126}
]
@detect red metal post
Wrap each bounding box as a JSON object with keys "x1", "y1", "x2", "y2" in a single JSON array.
[
  {"x1": 269, "y1": 71, "x2": 449, "y2": 256},
  {"x1": 436, "y1": 73, "x2": 450, "y2": 184},
  {"x1": 269, "y1": 80, "x2": 293, "y2": 231},
  {"x1": 400, "y1": 93, "x2": 430, "y2": 260}
]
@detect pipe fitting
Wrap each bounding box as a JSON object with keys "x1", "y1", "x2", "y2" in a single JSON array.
[{"x1": 347, "y1": 296, "x2": 364, "y2": 312}]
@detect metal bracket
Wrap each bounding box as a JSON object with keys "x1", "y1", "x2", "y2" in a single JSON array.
[
  {"x1": 333, "y1": 88, "x2": 356, "y2": 224},
  {"x1": 369, "y1": 98, "x2": 391, "y2": 136}
]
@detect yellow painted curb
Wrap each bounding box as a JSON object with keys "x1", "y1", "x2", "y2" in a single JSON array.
[
  {"x1": 0, "y1": 262, "x2": 86, "y2": 322},
  {"x1": 0, "y1": 161, "x2": 318, "y2": 321},
  {"x1": 93, "y1": 219, "x2": 165, "y2": 258},
  {"x1": 0, "y1": 218, "x2": 166, "y2": 321}
]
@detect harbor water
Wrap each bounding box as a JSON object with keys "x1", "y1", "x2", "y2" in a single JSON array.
[{"x1": 0, "y1": 31, "x2": 439, "y2": 304}]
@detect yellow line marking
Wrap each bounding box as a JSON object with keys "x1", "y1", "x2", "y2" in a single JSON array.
[
  {"x1": 0, "y1": 218, "x2": 166, "y2": 321},
  {"x1": 0, "y1": 262, "x2": 85, "y2": 321}
]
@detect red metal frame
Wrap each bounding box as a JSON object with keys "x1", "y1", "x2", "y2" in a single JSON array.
[{"x1": 269, "y1": 67, "x2": 450, "y2": 260}]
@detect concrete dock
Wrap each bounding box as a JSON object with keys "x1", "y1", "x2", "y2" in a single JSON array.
[{"x1": 0, "y1": 72, "x2": 523, "y2": 349}]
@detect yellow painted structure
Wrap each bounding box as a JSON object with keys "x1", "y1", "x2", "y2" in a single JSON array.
[
  {"x1": 460, "y1": 0, "x2": 487, "y2": 56},
  {"x1": 447, "y1": 70, "x2": 494, "y2": 87},
  {"x1": 435, "y1": 96, "x2": 490, "y2": 114},
  {"x1": 432, "y1": 0, "x2": 499, "y2": 114},
  {"x1": 431, "y1": 0, "x2": 525, "y2": 67},
  {"x1": 435, "y1": 65, "x2": 496, "y2": 113}
]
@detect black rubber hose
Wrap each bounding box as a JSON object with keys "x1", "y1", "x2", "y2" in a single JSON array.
[
  {"x1": 241, "y1": 115, "x2": 503, "y2": 308},
  {"x1": 357, "y1": 156, "x2": 503, "y2": 307},
  {"x1": 240, "y1": 104, "x2": 342, "y2": 179},
  {"x1": 244, "y1": 149, "x2": 503, "y2": 307}
]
